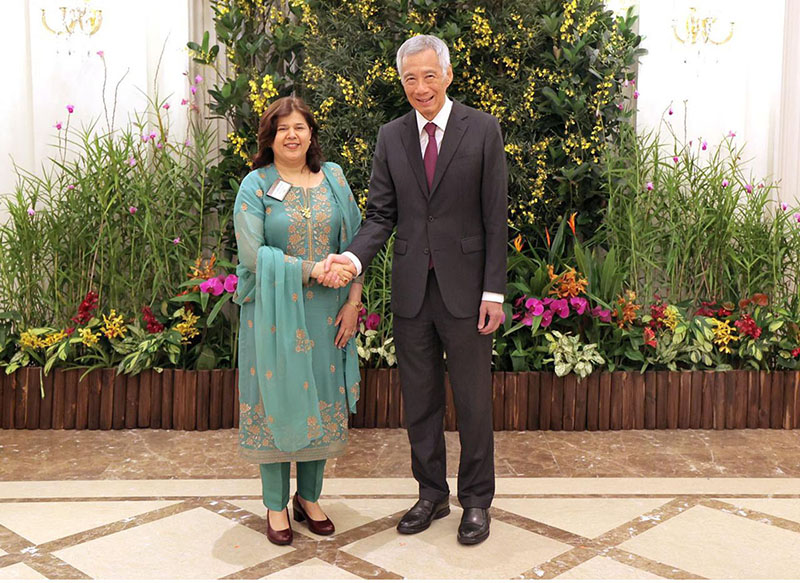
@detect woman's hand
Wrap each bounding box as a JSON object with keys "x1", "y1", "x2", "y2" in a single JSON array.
[
  {"x1": 334, "y1": 302, "x2": 359, "y2": 348},
  {"x1": 312, "y1": 262, "x2": 355, "y2": 288}
]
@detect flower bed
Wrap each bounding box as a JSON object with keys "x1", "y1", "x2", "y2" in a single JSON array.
[{"x1": 2, "y1": 368, "x2": 798, "y2": 431}]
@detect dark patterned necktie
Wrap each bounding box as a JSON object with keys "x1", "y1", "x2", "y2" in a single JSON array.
[{"x1": 423, "y1": 122, "x2": 438, "y2": 190}]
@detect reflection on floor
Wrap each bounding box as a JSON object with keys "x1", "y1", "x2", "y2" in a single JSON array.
[{"x1": 1, "y1": 428, "x2": 800, "y2": 579}]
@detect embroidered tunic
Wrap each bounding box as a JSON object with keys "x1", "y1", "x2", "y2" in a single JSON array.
[{"x1": 232, "y1": 162, "x2": 361, "y2": 463}]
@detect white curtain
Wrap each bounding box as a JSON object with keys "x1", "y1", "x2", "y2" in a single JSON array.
[
  {"x1": 0, "y1": 0, "x2": 192, "y2": 222},
  {"x1": 776, "y1": 0, "x2": 800, "y2": 204}
]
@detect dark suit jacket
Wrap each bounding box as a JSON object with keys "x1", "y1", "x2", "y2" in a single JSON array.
[{"x1": 347, "y1": 100, "x2": 508, "y2": 319}]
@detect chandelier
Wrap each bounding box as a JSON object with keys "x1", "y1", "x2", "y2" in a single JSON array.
[
  {"x1": 41, "y1": 1, "x2": 103, "y2": 38},
  {"x1": 672, "y1": 7, "x2": 734, "y2": 46}
]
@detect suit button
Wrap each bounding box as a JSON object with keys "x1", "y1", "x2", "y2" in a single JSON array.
[
  {"x1": 423, "y1": 248, "x2": 430, "y2": 255},
  {"x1": 428, "y1": 216, "x2": 434, "y2": 222}
]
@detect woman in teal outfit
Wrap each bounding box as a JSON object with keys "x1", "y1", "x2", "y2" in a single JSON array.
[{"x1": 232, "y1": 97, "x2": 363, "y2": 545}]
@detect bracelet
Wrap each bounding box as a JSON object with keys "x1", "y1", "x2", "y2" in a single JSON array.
[{"x1": 346, "y1": 301, "x2": 363, "y2": 310}]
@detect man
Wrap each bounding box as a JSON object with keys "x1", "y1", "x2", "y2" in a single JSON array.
[{"x1": 321, "y1": 34, "x2": 507, "y2": 545}]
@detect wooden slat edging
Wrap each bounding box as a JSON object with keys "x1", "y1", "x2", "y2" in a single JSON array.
[
  {"x1": 644, "y1": 371, "x2": 656, "y2": 429},
  {"x1": 586, "y1": 372, "x2": 599, "y2": 431},
  {"x1": 622, "y1": 371, "x2": 635, "y2": 430},
  {"x1": 112, "y1": 371, "x2": 127, "y2": 430},
  {"x1": 221, "y1": 369, "x2": 233, "y2": 430},
  {"x1": 526, "y1": 372, "x2": 540, "y2": 431},
  {"x1": 209, "y1": 370, "x2": 223, "y2": 430},
  {"x1": 598, "y1": 372, "x2": 611, "y2": 431},
  {"x1": 666, "y1": 371, "x2": 680, "y2": 430},
  {"x1": 678, "y1": 371, "x2": 691, "y2": 429},
  {"x1": 1, "y1": 371, "x2": 14, "y2": 429},
  {"x1": 39, "y1": 371, "x2": 53, "y2": 429},
  {"x1": 575, "y1": 373, "x2": 589, "y2": 431},
  {"x1": 196, "y1": 370, "x2": 210, "y2": 431},
  {"x1": 655, "y1": 371, "x2": 668, "y2": 429},
  {"x1": 749, "y1": 370, "x2": 761, "y2": 429},
  {"x1": 52, "y1": 369, "x2": 66, "y2": 430},
  {"x1": 138, "y1": 370, "x2": 152, "y2": 428},
  {"x1": 783, "y1": 371, "x2": 796, "y2": 430},
  {"x1": 492, "y1": 372, "x2": 505, "y2": 431},
  {"x1": 233, "y1": 369, "x2": 240, "y2": 428},
  {"x1": 550, "y1": 374, "x2": 563, "y2": 431},
  {"x1": 151, "y1": 369, "x2": 164, "y2": 429},
  {"x1": 99, "y1": 368, "x2": 114, "y2": 430},
  {"x1": 700, "y1": 371, "x2": 714, "y2": 430},
  {"x1": 757, "y1": 370, "x2": 770, "y2": 429},
  {"x1": 562, "y1": 374, "x2": 576, "y2": 431},
  {"x1": 690, "y1": 370, "x2": 703, "y2": 429},
  {"x1": 538, "y1": 372, "x2": 552, "y2": 430},
  {"x1": 609, "y1": 372, "x2": 623, "y2": 431},
  {"x1": 125, "y1": 375, "x2": 139, "y2": 430},
  {"x1": 26, "y1": 368, "x2": 41, "y2": 430},
  {"x1": 770, "y1": 369, "x2": 783, "y2": 429},
  {"x1": 75, "y1": 370, "x2": 89, "y2": 430},
  {"x1": 64, "y1": 369, "x2": 78, "y2": 429}
]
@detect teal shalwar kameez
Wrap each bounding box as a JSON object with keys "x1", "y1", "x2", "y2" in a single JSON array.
[{"x1": 232, "y1": 162, "x2": 361, "y2": 511}]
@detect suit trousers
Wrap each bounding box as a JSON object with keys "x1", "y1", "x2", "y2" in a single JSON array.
[{"x1": 393, "y1": 269, "x2": 495, "y2": 508}]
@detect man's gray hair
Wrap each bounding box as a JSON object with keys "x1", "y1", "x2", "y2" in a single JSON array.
[{"x1": 396, "y1": 35, "x2": 451, "y2": 77}]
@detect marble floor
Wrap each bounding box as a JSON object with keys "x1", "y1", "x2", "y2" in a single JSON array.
[{"x1": 1, "y1": 428, "x2": 800, "y2": 579}]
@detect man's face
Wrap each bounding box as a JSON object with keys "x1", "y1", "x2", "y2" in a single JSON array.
[{"x1": 400, "y1": 49, "x2": 453, "y2": 121}]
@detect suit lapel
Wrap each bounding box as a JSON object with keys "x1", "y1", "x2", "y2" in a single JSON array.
[
  {"x1": 399, "y1": 111, "x2": 429, "y2": 197},
  {"x1": 429, "y1": 101, "x2": 468, "y2": 198}
]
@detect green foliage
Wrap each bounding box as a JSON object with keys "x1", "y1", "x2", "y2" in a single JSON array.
[
  {"x1": 545, "y1": 330, "x2": 604, "y2": 378},
  {"x1": 193, "y1": 0, "x2": 644, "y2": 239}
]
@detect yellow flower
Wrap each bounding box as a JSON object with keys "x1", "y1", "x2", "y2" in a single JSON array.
[
  {"x1": 663, "y1": 306, "x2": 681, "y2": 331},
  {"x1": 101, "y1": 310, "x2": 127, "y2": 340},
  {"x1": 43, "y1": 330, "x2": 67, "y2": 347},
  {"x1": 78, "y1": 327, "x2": 101, "y2": 347},
  {"x1": 710, "y1": 318, "x2": 738, "y2": 353},
  {"x1": 19, "y1": 330, "x2": 46, "y2": 351},
  {"x1": 174, "y1": 308, "x2": 200, "y2": 345}
]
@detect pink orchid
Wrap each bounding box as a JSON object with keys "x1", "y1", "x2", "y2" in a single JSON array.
[
  {"x1": 223, "y1": 274, "x2": 238, "y2": 293},
  {"x1": 646, "y1": 182, "x2": 654, "y2": 191},
  {"x1": 745, "y1": 184, "x2": 753, "y2": 194},
  {"x1": 672, "y1": 156, "x2": 679, "y2": 163},
  {"x1": 162, "y1": 103, "x2": 170, "y2": 110},
  {"x1": 97, "y1": 50, "x2": 104, "y2": 58},
  {"x1": 156, "y1": 142, "x2": 164, "y2": 150},
  {"x1": 194, "y1": 75, "x2": 203, "y2": 84},
  {"x1": 668, "y1": 108, "x2": 674, "y2": 115},
  {"x1": 551, "y1": 298, "x2": 570, "y2": 318},
  {"x1": 200, "y1": 277, "x2": 224, "y2": 296},
  {"x1": 759, "y1": 183, "x2": 765, "y2": 189},
  {"x1": 722, "y1": 179, "x2": 729, "y2": 188},
  {"x1": 27, "y1": 207, "x2": 35, "y2": 216},
  {"x1": 569, "y1": 297, "x2": 588, "y2": 315},
  {"x1": 591, "y1": 305, "x2": 613, "y2": 323},
  {"x1": 172, "y1": 237, "x2": 181, "y2": 244},
  {"x1": 184, "y1": 139, "x2": 191, "y2": 147},
  {"x1": 633, "y1": 90, "x2": 639, "y2": 99},
  {"x1": 66, "y1": 104, "x2": 74, "y2": 113},
  {"x1": 127, "y1": 156, "x2": 136, "y2": 167},
  {"x1": 701, "y1": 141, "x2": 708, "y2": 151},
  {"x1": 781, "y1": 203, "x2": 788, "y2": 211},
  {"x1": 191, "y1": 86, "x2": 197, "y2": 95},
  {"x1": 149, "y1": 131, "x2": 157, "y2": 140},
  {"x1": 540, "y1": 310, "x2": 554, "y2": 328},
  {"x1": 728, "y1": 131, "x2": 736, "y2": 138},
  {"x1": 525, "y1": 298, "x2": 545, "y2": 316},
  {"x1": 181, "y1": 98, "x2": 189, "y2": 105},
  {"x1": 128, "y1": 206, "x2": 137, "y2": 214},
  {"x1": 794, "y1": 214, "x2": 800, "y2": 224},
  {"x1": 66, "y1": 184, "x2": 75, "y2": 190},
  {"x1": 617, "y1": 103, "x2": 624, "y2": 110},
  {"x1": 141, "y1": 134, "x2": 150, "y2": 143},
  {"x1": 54, "y1": 122, "x2": 62, "y2": 130},
  {"x1": 365, "y1": 313, "x2": 381, "y2": 331}
]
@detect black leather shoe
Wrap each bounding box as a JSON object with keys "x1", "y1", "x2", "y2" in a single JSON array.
[
  {"x1": 396, "y1": 498, "x2": 450, "y2": 534},
  {"x1": 457, "y1": 507, "x2": 490, "y2": 545}
]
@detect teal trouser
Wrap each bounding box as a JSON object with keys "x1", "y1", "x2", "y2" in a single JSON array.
[{"x1": 259, "y1": 460, "x2": 326, "y2": 511}]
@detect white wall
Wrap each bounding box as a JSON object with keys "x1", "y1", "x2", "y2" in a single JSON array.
[{"x1": 0, "y1": 0, "x2": 192, "y2": 221}]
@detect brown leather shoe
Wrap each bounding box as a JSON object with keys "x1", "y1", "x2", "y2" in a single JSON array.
[
  {"x1": 292, "y1": 492, "x2": 335, "y2": 535},
  {"x1": 266, "y1": 508, "x2": 293, "y2": 545}
]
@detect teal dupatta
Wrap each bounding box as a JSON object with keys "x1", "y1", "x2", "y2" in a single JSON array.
[{"x1": 233, "y1": 162, "x2": 362, "y2": 453}]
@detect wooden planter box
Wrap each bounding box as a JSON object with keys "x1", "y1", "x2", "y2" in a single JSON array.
[{"x1": 1, "y1": 368, "x2": 798, "y2": 431}]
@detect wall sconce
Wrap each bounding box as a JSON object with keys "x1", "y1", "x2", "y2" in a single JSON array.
[
  {"x1": 41, "y1": 2, "x2": 103, "y2": 38},
  {"x1": 672, "y1": 7, "x2": 734, "y2": 46}
]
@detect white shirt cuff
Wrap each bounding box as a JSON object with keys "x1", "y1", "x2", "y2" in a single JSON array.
[
  {"x1": 481, "y1": 291, "x2": 504, "y2": 303},
  {"x1": 342, "y1": 251, "x2": 363, "y2": 276}
]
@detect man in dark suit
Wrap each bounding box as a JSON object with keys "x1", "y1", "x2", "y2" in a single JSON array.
[{"x1": 321, "y1": 34, "x2": 507, "y2": 545}]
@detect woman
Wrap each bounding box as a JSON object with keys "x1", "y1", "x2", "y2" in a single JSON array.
[{"x1": 232, "y1": 96, "x2": 363, "y2": 545}]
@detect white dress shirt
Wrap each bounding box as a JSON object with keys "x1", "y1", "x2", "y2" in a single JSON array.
[{"x1": 344, "y1": 97, "x2": 503, "y2": 304}]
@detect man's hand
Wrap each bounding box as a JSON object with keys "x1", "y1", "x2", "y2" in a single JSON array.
[
  {"x1": 317, "y1": 254, "x2": 357, "y2": 288},
  {"x1": 477, "y1": 300, "x2": 503, "y2": 335}
]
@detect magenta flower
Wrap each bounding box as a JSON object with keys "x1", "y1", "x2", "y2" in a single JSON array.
[
  {"x1": 223, "y1": 274, "x2": 238, "y2": 293},
  {"x1": 184, "y1": 139, "x2": 191, "y2": 147},
  {"x1": 701, "y1": 141, "x2": 708, "y2": 151},
  {"x1": 194, "y1": 74, "x2": 203, "y2": 84},
  {"x1": 172, "y1": 237, "x2": 181, "y2": 244},
  {"x1": 745, "y1": 184, "x2": 753, "y2": 194},
  {"x1": 181, "y1": 98, "x2": 189, "y2": 105},
  {"x1": 617, "y1": 103, "x2": 624, "y2": 110},
  {"x1": 540, "y1": 310, "x2": 554, "y2": 328},
  {"x1": 191, "y1": 85, "x2": 197, "y2": 95},
  {"x1": 66, "y1": 104, "x2": 74, "y2": 113},
  {"x1": 672, "y1": 156, "x2": 679, "y2": 163},
  {"x1": 66, "y1": 184, "x2": 75, "y2": 190},
  {"x1": 623, "y1": 79, "x2": 629, "y2": 87},
  {"x1": 551, "y1": 298, "x2": 570, "y2": 319},
  {"x1": 646, "y1": 182, "x2": 654, "y2": 191},
  {"x1": 722, "y1": 179, "x2": 729, "y2": 188},
  {"x1": 27, "y1": 207, "x2": 35, "y2": 216},
  {"x1": 728, "y1": 131, "x2": 736, "y2": 138},
  {"x1": 156, "y1": 142, "x2": 164, "y2": 150},
  {"x1": 365, "y1": 313, "x2": 381, "y2": 331},
  {"x1": 162, "y1": 103, "x2": 170, "y2": 110},
  {"x1": 633, "y1": 90, "x2": 639, "y2": 99},
  {"x1": 141, "y1": 134, "x2": 149, "y2": 142},
  {"x1": 149, "y1": 131, "x2": 157, "y2": 140},
  {"x1": 129, "y1": 206, "x2": 137, "y2": 214},
  {"x1": 591, "y1": 305, "x2": 612, "y2": 323},
  {"x1": 54, "y1": 121, "x2": 62, "y2": 130},
  {"x1": 97, "y1": 50, "x2": 104, "y2": 58},
  {"x1": 127, "y1": 156, "x2": 136, "y2": 167},
  {"x1": 524, "y1": 298, "x2": 545, "y2": 316},
  {"x1": 668, "y1": 108, "x2": 674, "y2": 115},
  {"x1": 569, "y1": 297, "x2": 588, "y2": 315},
  {"x1": 630, "y1": 79, "x2": 636, "y2": 86},
  {"x1": 781, "y1": 203, "x2": 788, "y2": 211},
  {"x1": 794, "y1": 213, "x2": 800, "y2": 223}
]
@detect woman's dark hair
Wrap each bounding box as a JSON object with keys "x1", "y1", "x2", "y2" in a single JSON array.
[{"x1": 251, "y1": 96, "x2": 324, "y2": 172}]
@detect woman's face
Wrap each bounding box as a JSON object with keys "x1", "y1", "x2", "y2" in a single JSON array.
[{"x1": 270, "y1": 110, "x2": 312, "y2": 167}]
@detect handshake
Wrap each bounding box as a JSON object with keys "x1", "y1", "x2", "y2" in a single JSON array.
[{"x1": 310, "y1": 254, "x2": 357, "y2": 289}]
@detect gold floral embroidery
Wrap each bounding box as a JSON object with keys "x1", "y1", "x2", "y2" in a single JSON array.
[
  {"x1": 295, "y1": 329, "x2": 314, "y2": 352},
  {"x1": 266, "y1": 207, "x2": 272, "y2": 215},
  {"x1": 248, "y1": 320, "x2": 253, "y2": 328},
  {"x1": 306, "y1": 290, "x2": 314, "y2": 300},
  {"x1": 303, "y1": 381, "x2": 309, "y2": 390},
  {"x1": 265, "y1": 370, "x2": 273, "y2": 379},
  {"x1": 339, "y1": 386, "x2": 345, "y2": 394},
  {"x1": 250, "y1": 367, "x2": 256, "y2": 376},
  {"x1": 259, "y1": 173, "x2": 265, "y2": 178},
  {"x1": 271, "y1": 325, "x2": 276, "y2": 333},
  {"x1": 307, "y1": 416, "x2": 322, "y2": 439},
  {"x1": 256, "y1": 189, "x2": 263, "y2": 197},
  {"x1": 330, "y1": 364, "x2": 336, "y2": 373},
  {"x1": 239, "y1": 400, "x2": 348, "y2": 452},
  {"x1": 327, "y1": 316, "x2": 333, "y2": 325},
  {"x1": 292, "y1": 293, "x2": 298, "y2": 302},
  {"x1": 245, "y1": 296, "x2": 252, "y2": 302},
  {"x1": 241, "y1": 202, "x2": 248, "y2": 211}
]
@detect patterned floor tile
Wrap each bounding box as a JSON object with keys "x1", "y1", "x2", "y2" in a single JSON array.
[
  {"x1": 554, "y1": 555, "x2": 664, "y2": 579},
  {"x1": 52, "y1": 506, "x2": 289, "y2": 579},
  {"x1": 263, "y1": 557, "x2": 361, "y2": 579},
  {"x1": 341, "y1": 512, "x2": 571, "y2": 579},
  {"x1": 493, "y1": 498, "x2": 673, "y2": 539},
  {"x1": 716, "y1": 498, "x2": 800, "y2": 524},
  {"x1": 0, "y1": 563, "x2": 47, "y2": 580},
  {"x1": 619, "y1": 504, "x2": 800, "y2": 579}
]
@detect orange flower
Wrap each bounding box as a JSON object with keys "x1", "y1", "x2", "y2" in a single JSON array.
[
  {"x1": 616, "y1": 290, "x2": 641, "y2": 328},
  {"x1": 568, "y1": 212, "x2": 577, "y2": 236},
  {"x1": 513, "y1": 234, "x2": 523, "y2": 252},
  {"x1": 545, "y1": 227, "x2": 551, "y2": 248},
  {"x1": 752, "y1": 293, "x2": 769, "y2": 306},
  {"x1": 548, "y1": 265, "x2": 588, "y2": 299}
]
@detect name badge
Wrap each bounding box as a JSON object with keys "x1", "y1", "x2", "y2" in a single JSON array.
[{"x1": 266, "y1": 179, "x2": 292, "y2": 201}]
